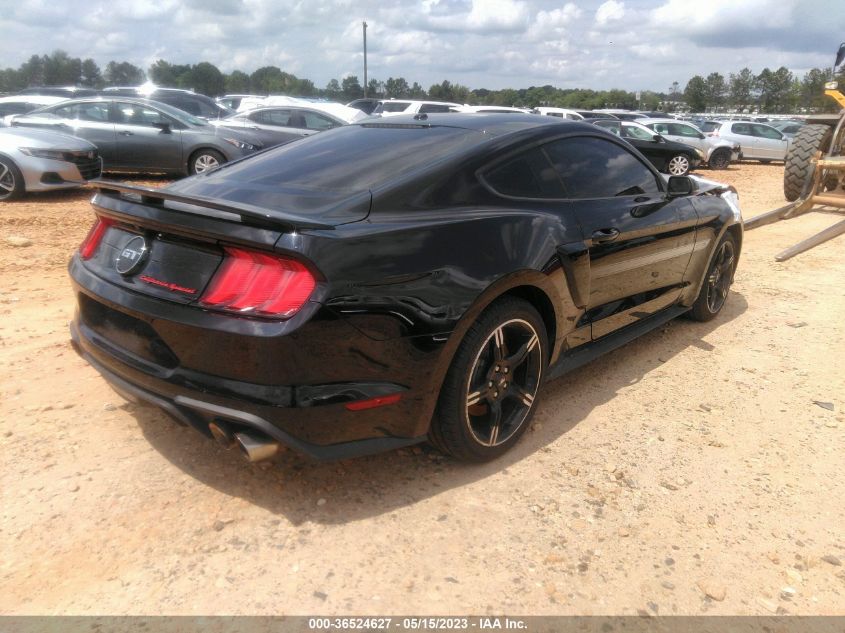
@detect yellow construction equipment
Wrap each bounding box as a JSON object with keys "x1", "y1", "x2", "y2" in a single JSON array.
[{"x1": 744, "y1": 42, "x2": 845, "y2": 260}]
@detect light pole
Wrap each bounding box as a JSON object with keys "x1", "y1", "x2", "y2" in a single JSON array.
[{"x1": 363, "y1": 21, "x2": 368, "y2": 98}]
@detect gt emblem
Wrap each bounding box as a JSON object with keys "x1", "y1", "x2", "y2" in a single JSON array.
[{"x1": 115, "y1": 235, "x2": 149, "y2": 276}]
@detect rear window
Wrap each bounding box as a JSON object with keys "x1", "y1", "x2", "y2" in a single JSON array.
[{"x1": 201, "y1": 124, "x2": 484, "y2": 192}]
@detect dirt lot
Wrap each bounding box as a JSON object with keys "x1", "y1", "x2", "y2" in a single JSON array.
[{"x1": 1, "y1": 164, "x2": 844, "y2": 616}]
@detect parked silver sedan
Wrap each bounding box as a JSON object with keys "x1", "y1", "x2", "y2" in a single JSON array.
[
  {"x1": 0, "y1": 127, "x2": 101, "y2": 201},
  {"x1": 9, "y1": 97, "x2": 263, "y2": 176}
]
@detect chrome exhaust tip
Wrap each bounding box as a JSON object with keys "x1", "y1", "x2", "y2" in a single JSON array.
[
  {"x1": 209, "y1": 420, "x2": 236, "y2": 449},
  {"x1": 234, "y1": 431, "x2": 280, "y2": 462}
]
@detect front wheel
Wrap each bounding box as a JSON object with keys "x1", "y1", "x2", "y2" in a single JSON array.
[
  {"x1": 431, "y1": 298, "x2": 547, "y2": 461},
  {"x1": 688, "y1": 234, "x2": 737, "y2": 322},
  {"x1": 0, "y1": 156, "x2": 24, "y2": 201},
  {"x1": 666, "y1": 154, "x2": 691, "y2": 176},
  {"x1": 188, "y1": 149, "x2": 225, "y2": 175},
  {"x1": 708, "y1": 148, "x2": 731, "y2": 170}
]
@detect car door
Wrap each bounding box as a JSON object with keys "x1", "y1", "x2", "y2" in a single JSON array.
[
  {"x1": 243, "y1": 108, "x2": 308, "y2": 147},
  {"x1": 543, "y1": 135, "x2": 699, "y2": 338},
  {"x1": 751, "y1": 123, "x2": 788, "y2": 159},
  {"x1": 112, "y1": 102, "x2": 183, "y2": 172},
  {"x1": 667, "y1": 122, "x2": 707, "y2": 154},
  {"x1": 728, "y1": 122, "x2": 758, "y2": 158}
]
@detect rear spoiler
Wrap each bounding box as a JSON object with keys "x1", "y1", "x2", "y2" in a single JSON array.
[{"x1": 90, "y1": 179, "x2": 335, "y2": 231}]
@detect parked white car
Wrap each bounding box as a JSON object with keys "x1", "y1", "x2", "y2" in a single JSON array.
[
  {"x1": 0, "y1": 95, "x2": 68, "y2": 126},
  {"x1": 640, "y1": 118, "x2": 741, "y2": 169},
  {"x1": 536, "y1": 107, "x2": 584, "y2": 120},
  {"x1": 703, "y1": 120, "x2": 791, "y2": 162},
  {"x1": 452, "y1": 105, "x2": 535, "y2": 114},
  {"x1": 213, "y1": 101, "x2": 366, "y2": 148},
  {"x1": 373, "y1": 100, "x2": 460, "y2": 116}
]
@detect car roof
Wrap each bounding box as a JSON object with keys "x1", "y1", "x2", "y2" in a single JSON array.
[{"x1": 352, "y1": 112, "x2": 592, "y2": 136}]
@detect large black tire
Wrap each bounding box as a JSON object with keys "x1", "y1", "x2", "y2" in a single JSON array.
[
  {"x1": 188, "y1": 149, "x2": 225, "y2": 175},
  {"x1": 688, "y1": 233, "x2": 737, "y2": 322},
  {"x1": 783, "y1": 124, "x2": 832, "y2": 201},
  {"x1": 430, "y1": 298, "x2": 548, "y2": 462},
  {"x1": 0, "y1": 156, "x2": 24, "y2": 201},
  {"x1": 708, "y1": 147, "x2": 732, "y2": 170}
]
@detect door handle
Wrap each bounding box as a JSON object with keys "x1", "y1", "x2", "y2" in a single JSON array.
[
  {"x1": 119, "y1": 130, "x2": 134, "y2": 136},
  {"x1": 591, "y1": 228, "x2": 620, "y2": 243}
]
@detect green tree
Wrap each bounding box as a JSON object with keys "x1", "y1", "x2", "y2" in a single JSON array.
[
  {"x1": 250, "y1": 66, "x2": 296, "y2": 93},
  {"x1": 384, "y1": 77, "x2": 409, "y2": 98},
  {"x1": 367, "y1": 78, "x2": 383, "y2": 98},
  {"x1": 800, "y1": 68, "x2": 834, "y2": 111},
  {"x1": 225, "y1": 70, "x2": 251, "y2": 94},
  {"x1": 149, "y1": 60, "x2": 191, "y2": 86},
  {"x1": 185, "y1": 62, "x2": 224, "y2": 96},
  {"x1": 728, "y1": 68, "x2": 755, "y2": 109},
  {"x1": 341, "y1": 75, "x2": 363, "y2": 100},
  {"x1": 104, "y1": 61, "x2": 144, "y2": 86},
  {"x1": 684, "y1": 75, "x2": 708, "y2": 111},
  {"x1": 409, "y1": 81, "x2": 427, "y2": 99},
  {"x1": 704, "y1": 72, "x2": 727, "y2": 110},
  {"x1": 325, "y1": 78, "x2": 342, "y2": 100},
  {"x1": 43, "y1": 50, "x2": 81, "y2": 85},
  {"x1": 19, "y1": 54, "x2": 45, "y2": 86},
  {"x1": 757, "y1": 66, "x2": 793, "y2": 112},
  {"x1": 80, "y1": 59, "x2": 103, "y2": 88}
]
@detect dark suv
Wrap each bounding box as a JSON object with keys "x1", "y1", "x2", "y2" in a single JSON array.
[{"x1": 101, "y1": 87, "x2": 233, "y2": 120}]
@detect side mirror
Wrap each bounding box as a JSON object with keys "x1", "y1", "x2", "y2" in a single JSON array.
[
  {"x1": 653, "y1": 134, "x2": 665, "y2": 143},
  {"x1": 667, "y1": 175, "x2": 697, "y2": 197},
  {"x1": 697, "y1": 132, "x2": 705, "y2": 139},
  {"x1": 153, "y1": 122, "x2": 171, "y2": 134}
]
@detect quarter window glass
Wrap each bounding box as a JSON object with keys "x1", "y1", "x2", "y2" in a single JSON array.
[
  {"x1": 483, "y1": 148, "x2": 564, "y2": 198},
  {"x1": 543, "y1": 136, "x2": 661, "y2": 199}
]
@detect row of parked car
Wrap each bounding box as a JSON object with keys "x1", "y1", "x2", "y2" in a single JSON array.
[{"x1": 0, "y1": 86, "x2": 804, "y2": 201}]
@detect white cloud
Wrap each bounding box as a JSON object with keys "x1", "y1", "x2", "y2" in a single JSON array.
[{"x1": 595, "y1": 0, "x2": 625, "y2": 25}]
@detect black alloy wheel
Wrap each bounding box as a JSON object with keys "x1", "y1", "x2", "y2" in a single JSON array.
[
  {"x1": 708, "y1": 148, "x2": 731, "y2": 170},
  {"x1": 689, "y1": 234, "x2": 737, "y2": 322},
  {"x1": 431, "y1": 298, "x2": 547, "y2": 461}
]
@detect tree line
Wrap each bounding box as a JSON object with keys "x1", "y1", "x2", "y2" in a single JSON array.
[{"x1": 1, "y1": 50, "x2": 841, "y2": 113}]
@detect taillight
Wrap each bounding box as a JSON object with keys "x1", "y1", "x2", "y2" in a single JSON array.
[
  {"x1": 200, "y1": 246, "x2": 316, "y2": 319},
  {"x1": 79, "y1": 217, "x2": 114, "y2": 260}
]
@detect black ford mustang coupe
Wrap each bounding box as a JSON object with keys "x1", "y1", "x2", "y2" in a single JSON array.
[{"x1": 69, "y1": 114, "x2": 742, "y2": 463}]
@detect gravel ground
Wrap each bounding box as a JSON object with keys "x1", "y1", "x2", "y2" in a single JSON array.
[{"x1": 1, "y1": 163, "x2": 844, "y2": 616}]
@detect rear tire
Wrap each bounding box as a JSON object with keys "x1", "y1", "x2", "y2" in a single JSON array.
[
  {"x1": 708, "y1": 148, "x2": 731, "y2": 170},
  {"x1": 431, "y1": 298, "x2": 547, "y2": 462},
  {"x1": 0, "y1": 156, "x2": 24, "y2": 201},
  {"x1": 783, "y1": 124, "x2": 832, "y2": 201},
  {"x1": 688, "y1": 233, "x2": 737, "y2": 322}
]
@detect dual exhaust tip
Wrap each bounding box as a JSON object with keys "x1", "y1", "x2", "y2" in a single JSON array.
[{"x1": 209, "y1": 420, "x2": 279, "y2": 462}]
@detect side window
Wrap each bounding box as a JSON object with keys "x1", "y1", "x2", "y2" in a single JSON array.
[
  {"x1": 303, "y1": 111, "x2": 341, "y2": 130},
  {"x1": 166, "y1": 96, "x2": 201, "y2": 116},
  {"x1": 651, "y1": 123, "x2": 670, "y2": 134},
  {"x1": 192, "y1": 98, "x2": 219, "y2": 118},
  {"x1": 543, "y1": 136, "x2": 661, "y2": 199},
  {"x1": 115, "y1": 103, "x2": 171, "y2": 126},
  {"x1": 419, "y1": 103, "x2": 451, "y2": 113},
  {"x1": 483, "y1": 148, "x2": 564, "y2": 198},
  {"x1": 250, "y1": 109, "x2": 291, "y2": 126},
  {"x1": 380, "y1": 101, "x2": 411, "y2": 113},
  {"x1": 669, "y1": 123, "x2": 700, "y2": 137},
  {"x1": 752, "y1": 124, "x2": 782, "y2": 140},
  {"x1": 731, "y1": 123, "x2": 752, "y2": 136}
]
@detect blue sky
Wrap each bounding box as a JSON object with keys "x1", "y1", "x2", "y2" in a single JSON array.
[{"x1": 0, "y1": 0, "x2": 841, "y2": 91}]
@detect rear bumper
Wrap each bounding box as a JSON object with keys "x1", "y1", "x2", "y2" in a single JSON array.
[
  {"x1": 68, "y1": 257, "x2": 443, "y2": 460},
  {"x1": 70, "y1": 324, "x2": 424, "y2": 460}
]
